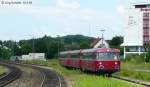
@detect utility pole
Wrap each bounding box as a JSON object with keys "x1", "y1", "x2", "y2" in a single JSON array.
[
  {"x1": 27, "y1": 34, "x2": 35, "y2": 59},
  {"x1": 31, "y1": 35, "x2": 35, "y2": 59},
  {"x1": 32, "y1": 36, "x2": 35, "y2": 53},
  {"x1": 10, "y1": 38, "x2": 14, "y2": 56},
  {"x1": 57, "y1": 35, "x2": 60, "y2": 57},
  {"x1": 100, "y1": 29, "x2": 105, "y2": 47},
  {"x1": 28, "y1": 35, "x2": 35, "y2": 53}
]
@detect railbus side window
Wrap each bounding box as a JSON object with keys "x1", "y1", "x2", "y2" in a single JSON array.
[
  {"x1": 80, "y1": 53, "x2": 83, "y2": 59},
  {"x1": 82, "y1": 52, "x2": 95, "y2": 59},
  {"x1": 60, "y1": 54, "x2": 67, "y2": 58},
  {"x1": 70, "y1": 53, "x2": 79, "y2": 58}
]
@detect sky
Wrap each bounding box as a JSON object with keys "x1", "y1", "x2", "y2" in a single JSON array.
[{"x1": 0, "y1": 0, "x2": 149, "y2": 41}]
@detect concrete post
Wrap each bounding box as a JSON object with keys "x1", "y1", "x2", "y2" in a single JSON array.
[
  {"x1": 138, "y1": 46, "x2": 141, "y2": 55},
  {"x1": 124, "y1": 47, "x2": 126, "y2": 59}
]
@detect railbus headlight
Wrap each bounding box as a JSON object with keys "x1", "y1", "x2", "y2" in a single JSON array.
[
  {"x1": 115, "y1": 62, "x2": 118, "y2": 65},
  {"x1": 99, "y1": 62, "x2": 102, "y2": 65}
]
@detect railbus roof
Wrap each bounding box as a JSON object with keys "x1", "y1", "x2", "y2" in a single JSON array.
[
  {"x1": 60, "y1": 48, "x2": 120, "y2": 55},
  {"x1": 60, "y1": 49, "x2": 81, "y2": 54}
]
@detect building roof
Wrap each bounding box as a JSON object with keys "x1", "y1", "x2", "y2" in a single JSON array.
[
  {"x1": 60, "y1": 48, "x2": 120, "y2": 54},
  {"x1": 90, "y1": 38, "x2": 102, "y2": 48},
  {"x1": 121, "y1": 43, "x2": 143, "y2": 46},
  {"x1": 132, "y1": 2, "x2": 150, "y2": 8}
]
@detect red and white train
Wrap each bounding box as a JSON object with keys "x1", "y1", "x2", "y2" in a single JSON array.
[{"x1": 59, "y1": 48, "x2": 120, "y2": 75}]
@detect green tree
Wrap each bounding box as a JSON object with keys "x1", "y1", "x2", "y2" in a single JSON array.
[
  {"x1": 0, "y1": 40, "x2": 2, "y2": 46},
  {"x1": 109, "y1": 36, "x2": 123, "y2": 48},
  {"x1": 21, "y1": 42, "x2": 32, "y2": 55},
  {"x1": 80, "y1": 42, "x2": 90, "y2": 49},
  {"x1": 0, "y1": 48, "x2": 11, "y2": 60},
  {"x1": 109, "y1": 36, "x2": 123, "y2": 55},
  {"x1": 0, "y1": 35, "x2": 94, "y2": 59},
  {"x1": 2, "y1": 48, "x2": 11, "y2": 59},
  {"x1": 48, "y1": 42, "x2": 62, "y2": 58}
]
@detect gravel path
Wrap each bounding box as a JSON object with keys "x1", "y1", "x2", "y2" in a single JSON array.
[{"x1": 5, "y1": 65, "x2": 43, "y2": 87}]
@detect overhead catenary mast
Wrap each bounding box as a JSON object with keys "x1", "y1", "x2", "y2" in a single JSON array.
[{"x1": 100, "y1": 29, "x2": 105, "y2": 47}]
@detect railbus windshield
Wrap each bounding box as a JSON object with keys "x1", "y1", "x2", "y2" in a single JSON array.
[{"x1": 96, "y1": 52, "x2": 119, "y2": 60}]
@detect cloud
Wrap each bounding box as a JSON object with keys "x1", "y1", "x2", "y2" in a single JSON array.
[
  {"x1": 0, "y1": 0, "x2": 109, "y2": 22},
  {"x1": 0, "y1": 0, "x2": 124, "y2": 40},
  {"x1": 56, "y1": 0, "x2": 80, "y2": 9},
  {"x1": 116, "y1": 4, "x2": 125, "y2": 16}
]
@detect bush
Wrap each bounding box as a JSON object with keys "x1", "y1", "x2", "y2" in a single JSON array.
[
  {"x1": 145, "y1": 52, "x2": 150, "y2": 62},
  {"x1": 145, "y1": 42, "x2": 150, "y2": 62}
]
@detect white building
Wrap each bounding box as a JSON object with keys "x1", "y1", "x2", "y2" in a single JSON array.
[
  {"x1": 91, "y1": 38, "x2": 109, "y2": 48},
  {"x1": 121, "y1": 3, "x2": 150, "y2": 58},
  {"x1": 21, "y1": 53, "x2": 46, "y2": 61},
  {"x1": 21, "y1": 55, "x2": 30, "y2": 60}
]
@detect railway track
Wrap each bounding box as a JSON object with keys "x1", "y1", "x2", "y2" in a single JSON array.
[
  {"x1": 16, "y1": 62, "x2": 149, "y2": 87},
  {"x1": 10, "y1": 62, "x2": 67, "y2": 87},
  {"x1": 0, "y1": 63, "x2": 22, "y2": 87},
  {"x1": 1, "y1": 61, "x2": 149, "y2": 87},
  {"x1": 112, "y1": 76, "x2": 150, "y2": 87}
]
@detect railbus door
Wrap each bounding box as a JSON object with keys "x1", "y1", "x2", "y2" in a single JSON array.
[{"x1": 81, "y1": 52, "x2": 96, "y2": 71}]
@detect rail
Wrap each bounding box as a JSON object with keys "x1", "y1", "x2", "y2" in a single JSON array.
[{"x1": 0, "y1": 63, "x2": 22, "y2": 87}]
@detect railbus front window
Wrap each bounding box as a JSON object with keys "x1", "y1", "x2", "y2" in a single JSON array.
[{"x1": 97, "y1": 52, "x2": 119, "y2": 60}]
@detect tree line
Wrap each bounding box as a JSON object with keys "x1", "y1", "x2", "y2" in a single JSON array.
[{"x1": 0, "y1": 35, "x2": 123, "y2": 59}]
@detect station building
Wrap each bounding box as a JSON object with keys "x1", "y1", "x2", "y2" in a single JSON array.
[
  {"x1": 21, "y1": 53, "x2": 46, "y2": 61},
  {"x1": 121, "y1": 3, "x2": 150, "y2": 58}
]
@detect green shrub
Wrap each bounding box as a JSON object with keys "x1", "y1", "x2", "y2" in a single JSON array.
[{"x1": 145, "y1": 53, "x2": 150, "y2": 62}]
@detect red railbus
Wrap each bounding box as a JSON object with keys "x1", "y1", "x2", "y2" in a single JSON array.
[{"x1": 59, "y1": 48, "x2": 120, "y2": 75}]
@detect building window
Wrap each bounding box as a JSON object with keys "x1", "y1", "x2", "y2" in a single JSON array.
[
  {"x1": 143, "y1": 13, "x2": 149, "y2": 17},
  {"x1": 143, "y1": 12, "x2": 150, "y2": 44}
]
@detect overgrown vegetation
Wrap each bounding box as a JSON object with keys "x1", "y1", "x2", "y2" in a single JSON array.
[
  {"x1": 115, "y1": 62, "x2": 150, "y2": 81},
  {"x1": 116, "y1": 54, "x2": 150, "y2": 81},
  {"x1": 23, "y1": 60, "x2": 143, "y2": 87},
  {"x1": 122, "y1": 54, "x2": 146, "y2": 64},
  {"x1": 145, "y1": 42, "x2": 150, "y2": 62}
]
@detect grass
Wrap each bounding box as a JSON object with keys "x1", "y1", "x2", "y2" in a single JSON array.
[
  {"x1": 0, "y1": 65, "x2": 8, "y2": 76},
  {"x1": 115, "y1": 62, "x2": 150, "y2": 81},
  {"x1": 114, "y1": 54, "x2": 150, "y2": 81},
  {"x1": 23, "y1": 59, "x2": 144, "y2": 87},
  {"x1": 75, "y1": 75, "x2": 142, "y2": 87}
]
